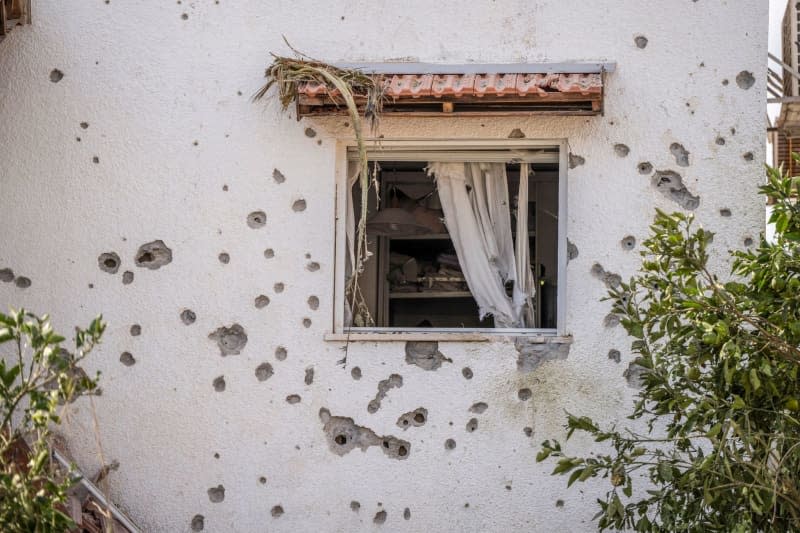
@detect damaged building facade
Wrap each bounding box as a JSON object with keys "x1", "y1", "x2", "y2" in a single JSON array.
[{"x1": 0, "y1": 2, "x2": 767, "y2": 532}]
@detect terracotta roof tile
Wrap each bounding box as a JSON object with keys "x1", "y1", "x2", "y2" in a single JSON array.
[{"x1": 298, "y1": 72, "x2": 602, "y2": 99}]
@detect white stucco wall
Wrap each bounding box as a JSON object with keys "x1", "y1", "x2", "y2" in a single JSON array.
[{"x1": 0, "y1": 2, "x2": 767, "y2": 532}]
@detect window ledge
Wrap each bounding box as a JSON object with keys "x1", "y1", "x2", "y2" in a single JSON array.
[{"x1": 324, "y1": 330, "x2": 572, "y2": 343}]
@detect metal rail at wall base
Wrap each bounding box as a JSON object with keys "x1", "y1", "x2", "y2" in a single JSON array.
[{"x1": 52, "y1": 449, "x2": 143, "y2": 533}]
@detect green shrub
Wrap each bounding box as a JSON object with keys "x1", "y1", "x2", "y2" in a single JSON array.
[
  {"x1": 538, "y1": 167, "x2": 800, "y2": 532},
  {"x1": 0, "y1": 309, "x2": 104, "y2": 532}
]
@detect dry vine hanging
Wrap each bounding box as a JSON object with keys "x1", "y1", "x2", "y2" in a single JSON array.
[{"x1": 254, "y1": 46, "x2": 385, "y2": 326}]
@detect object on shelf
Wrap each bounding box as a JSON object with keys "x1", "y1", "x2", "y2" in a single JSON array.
[{"x1": 366, "y1": 208, "x2": 431, "y2": 236}]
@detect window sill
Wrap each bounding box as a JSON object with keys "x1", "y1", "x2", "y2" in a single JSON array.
[{"x1": 324, "y1": 329, "x2": 572, "y2": 343}]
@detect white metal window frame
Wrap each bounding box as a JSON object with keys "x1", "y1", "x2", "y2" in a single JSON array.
[{"x1": 329, "y1": 138, "x2": 568, "y2": 340}]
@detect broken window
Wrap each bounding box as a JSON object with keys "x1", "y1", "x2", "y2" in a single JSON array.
[{"x1": 338, "y1": 142, "x2": 564, "y2": 333}]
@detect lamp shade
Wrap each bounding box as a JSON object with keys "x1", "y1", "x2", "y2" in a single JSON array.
[{"x1": 366, "y1": 208, "x2": 431, "y2": 236}]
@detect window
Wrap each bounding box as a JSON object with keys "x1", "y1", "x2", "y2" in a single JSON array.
[{"x1": 332, "y1": 140, "x2": 567, "y2": 336}]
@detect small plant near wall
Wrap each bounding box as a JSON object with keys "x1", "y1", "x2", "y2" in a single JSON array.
[
  {"x1": 538, "y1": 166, "x2": 800, "y2": 532},
  {"x1": 0, "y1": 309, "x2": 104, "y2": 532}
]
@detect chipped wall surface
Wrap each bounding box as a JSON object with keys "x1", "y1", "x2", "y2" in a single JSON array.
[{"x1": 0, "y1": 2, "x2": 767, "y2": 532}]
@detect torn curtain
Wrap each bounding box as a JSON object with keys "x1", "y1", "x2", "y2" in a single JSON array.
[{"x1": 428, "y1": 162, "x2": 536, "y2": 327}]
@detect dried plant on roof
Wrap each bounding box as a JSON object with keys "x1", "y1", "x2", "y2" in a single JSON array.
[{"x1": 254, "y1": 40, "x2": 385, "y2": 327}]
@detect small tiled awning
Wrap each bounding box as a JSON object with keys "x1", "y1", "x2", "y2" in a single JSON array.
[{"x1": 297, "y1": 62, "x2": 614, "y2": 117}]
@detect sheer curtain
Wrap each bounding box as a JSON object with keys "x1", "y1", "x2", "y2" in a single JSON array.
[{"x1": 428, "y1": 162, "x2": 535, "y2": 328}]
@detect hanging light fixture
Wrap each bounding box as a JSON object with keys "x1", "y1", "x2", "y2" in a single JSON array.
[{"x1": 366, "y1": 208, "x2": 431, "y2": 236}]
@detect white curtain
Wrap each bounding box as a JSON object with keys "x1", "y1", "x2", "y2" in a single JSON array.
[
  {"x1": 428, "y1": 162, "x2": 535, "y2": 328},
  {"x1": 514, "y1": 163, "x2": 536, "y2": 326}
]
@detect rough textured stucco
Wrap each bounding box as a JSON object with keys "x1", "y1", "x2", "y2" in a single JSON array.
[{"x1": 0, "y1": 2, "x2": 767, "y2": 532}]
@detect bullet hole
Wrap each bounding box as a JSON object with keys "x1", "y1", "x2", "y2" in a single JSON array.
[
  {"x1": 255, "y1": 362, "x2": 274, "y2": 382},
  {"x1": 292, "y1": 199, "x2": 307, "y2": 212},
  {"x1": 374, "y1": 510, "x2": 387, "y2": 524},
  {"x1": 613, "y1": 143, "x2": 630, "y2": 157},
  {"x1": 523, "y1": 427, "x2": 533, "y2": 437},
  {"x1": 88, "y1": 284, "x2": 94, "y2": 289},
  {"x1": 505, "y1": 485, "x2": 512, "y2": 491},
  {"x1": 567, "y1": 240, "x2": 579, "y2": 261},
  {"x1": 722, "y1": 79, "x2": 729, "y2": 86},
  {"x1": 14, "y1": 277, "x2": 31, "y2": 289},
  {"x1": 269, "y1": 283, "x2": 283, "y2": 294},
  {"x1": 743, "y1": 151, "x2": 754, "y2": 162},
  {"x1": 556, "y1": 499, "x2": 565, "y2": 508},
  {"x1": 715, "y1": 136, "x2": 726, "y2": 146},
  {"x1": 720, "y1": 208, "x2": 732, "y2": 217},
  {"x1": 637, "y1": 161, "x2": 653, "y2": 175},
  {"x1": 652, "y1": 170, "x2": 700, "y2": 210},
  {"x1": 207, "y1": 485, "x2": 225, "y2": 503},
  {"x1": 624, "y1": 362, "x2": 648, "y2": 388},
  {"x1": 404, "y1": 508, "x2": 411, "y2": 520},
  {"x1": 368, "y1": 374, "x2": 403, "y2": 413},
  {"x1": 744, "y1": 237, "x2": 754, "y2": 247},
  {"x1": 621, "y1": 235, "x2": 636, "y2": 250},
  {"x1": 319, "y1": 408, "x2": 410, "y2": 459},
  {"x1": 98, "y1": 252, "x2": 121, "y2": 274},
  {"x1": 218, "y1": 252, "x2": 230, "y2": 264},
  {"x1": 275, "y1": 346, "x2": 287, "y2": 361},
  {"x1": 518, "y1": 388, "x2": 532, "y2": 401},
  {"x1": 351, "y1": 366, "x2": 362, "y2": 380},
  {"x1": 469, "y1": 402, "x2": 488, "y2": 414},
  {"x1": 259, "y1": 476, "x2": 267, "y2": 484},
  {"x1": 255, "y1": 295, "x2": 270, "y2": 309},
  {"x1": 350, "y1": 501, "x2": 360, "y2": 512},
  {"x1": 304, "y1": 127, "x2": 317, "y2": 138},
  {"x1": 180, "y1": 309, "x2": 196, "y2": 325},
  {"x1": 50, "y1": 69, "x2": 64, "y2": 83},
  {"x1": 80, "y1": 122, "x2": 89, "y2": 129},
  {"x1": 591, "y1": 263, "x2": 622, "y2": 289},
  {"x1": 304, "y1": 366, "x2": 314, "y2": 385},
  {"x1": 396, "y1": 407, "x2": 427, "y2": 429},
  {"x1": 568, "y1": 153, "x2": 585, "y2": 169},
  {"x1": 306, "y1": 261, "x2": 320, "y2": 272},
  {"x1": 462, "y1": 367, "x2": 473, "y2": 379},
  {"x1": 130, "y1": 324, "x2": 141, "y2": 336},
  {"x1": 122, "y1": 271, "x2": 134, "y2": 284},
  {"x1": 213, "y1": 376, "x2": 226, "y2": 392},
  {"x1": 76, "y1": 136, "x2": 81, "y2": 142},
  {"x1": 286, "y1": 394, "x2": 301, "y2": 404},
  {"x1": 208, "y1": 324, "x2": 248, "y2": 355},
  {"x1": 92, "y1": 156, "x2": 100, "y2": 164},
  {"x1": 608, "y1": 349, "x2": 621, "y2": 363},
  {"x1": 302, "y1": 318, "x2": 312, "y2": 328},
  {"x1": 272, "y1": 168, "x2": 286, "y2": 183},
  {"x1": 445, "y1": 438, "x2": 456, "y2": 450},
  {"x1": 271, "y1": 505, "x2": 284, "y2": 518},
  {"x1": 634, "y1": 35, "x2": 648, "y2": 49},
  {"x1": 191, "y1": 514, "x2": 204, "y2": 531},
  {"x1": 247, "y1": 211, "x2": 267, "y2": 229},
  {"x1": 0, "y1": 268, "x2": 13, "y2": 282},
  {"x1": 308, "y1": 296, "x2": 319, "y2": 310},
  {"x1": 213, "y1": 453, "x2": 219, "y2": 459},
  {"x1": 604, "y1": 313, "x2": 621, "y2": 328},
  {"x1": 405, "y1": 341, "x2": 452, "y2": 370},
  {"x1": 735, "y1": 70, "x2": 755, "y2": 90},
  {"x1": 508, "y1": 128, "x2": 525, "y2": 138},
  {"x1": 669, "y1": 143, "x2": 690, "y2": 167},
  {"x1": 181, "y1": 13, "x2": 188, "y2": 20},
  {"x1": 466, "y1": 418, "x2": 478, "y2": 432},
  {"x1": 119, "y1": 352, "x2": 135, "y2": 366},
  {"x1": 135, "y1": 240, "x2": 172, "y2": 269}
]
